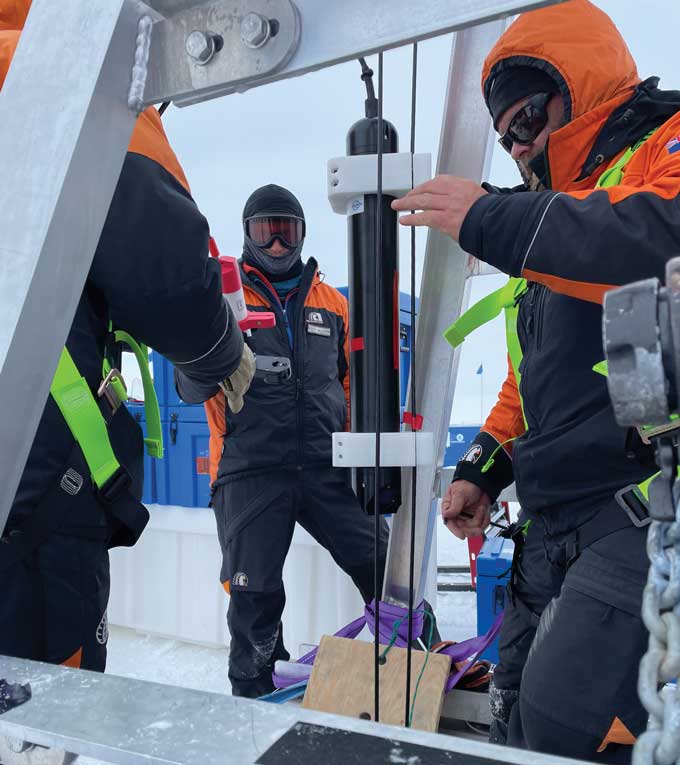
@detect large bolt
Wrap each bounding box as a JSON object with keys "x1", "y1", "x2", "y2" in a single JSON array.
[
  {"x1": 185, "y1": 30, "x2": 216, "y2": 65},
  {"x1": 240, "y1": 12, "x2": 271, "y2": 48}
]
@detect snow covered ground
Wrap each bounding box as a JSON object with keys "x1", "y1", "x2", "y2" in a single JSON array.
[{"x1": 104, "y1": 520, "x2": 478, "y2": 693}]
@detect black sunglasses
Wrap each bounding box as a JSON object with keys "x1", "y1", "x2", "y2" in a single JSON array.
[{"x1": 498, "y1": 92, "x2": 553, "y2": 154}]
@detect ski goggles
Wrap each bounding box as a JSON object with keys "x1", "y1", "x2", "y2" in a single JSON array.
[
  {"x1": 244, "y1": 215, "x2": 305, "y2": 249},
  {"x1": 497, "y1": 92, "x2": 553, "y2": 153}
]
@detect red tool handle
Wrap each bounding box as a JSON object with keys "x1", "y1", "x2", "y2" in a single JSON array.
[{"x1": 209, "y1": 237, "x2": 276, "y2": 331}]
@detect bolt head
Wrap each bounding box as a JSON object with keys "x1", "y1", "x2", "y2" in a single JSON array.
[
  {"x1": 241, "y1": 12, "x2": 270, "y2": 48},
  {"x1": 186, "y1": 30, "x2": 215, "y2": 64}
]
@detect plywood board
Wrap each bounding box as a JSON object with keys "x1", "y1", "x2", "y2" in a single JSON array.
[{"x1": 302, "y1": 636, "x2": 451, "y2": 732}]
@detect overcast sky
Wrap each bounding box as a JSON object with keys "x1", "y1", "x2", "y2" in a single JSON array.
[{"x1": 161, "y1": 0, "x2": 678, "y2": 425}]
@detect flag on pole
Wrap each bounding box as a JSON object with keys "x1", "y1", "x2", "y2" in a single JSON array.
[{"x1": 476, "y1": 364, "x2": 483, "y2": 375}]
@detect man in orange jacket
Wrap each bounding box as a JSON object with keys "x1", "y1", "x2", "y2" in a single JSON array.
[
  {"x1": 0, "y1": 1, "x2": 252, "y2": 672},
  {"x1": 394, "y1": 1, "x2": 680, "y2": 761},
  {"x1": 179, "y1": 184, "x2": 390, "y2": 698}
]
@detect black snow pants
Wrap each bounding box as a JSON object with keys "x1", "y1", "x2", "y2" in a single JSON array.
[
  {"x1": 0, "y1": 531, "x2": 110, "y2": 671},
  {"x1": 212, "y1": 467, "x2": 389, "y2": 698},
  {"x1": 489, "y1": 499, "x2": 649, "y2": 764}
]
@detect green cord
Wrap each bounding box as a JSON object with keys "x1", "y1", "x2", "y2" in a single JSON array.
[
  {"x1": 408, "y1": 610, "x2": 435, "y2": 727},
  {"x1": 480, "y1": 436, "x2": 518, "y2": 474},
  {"x1": 376, "y1": 609, "x2": 436, "y2": 727},
  {"x1": 379, "y1": 620, "x2": 401, "y2": 663}
]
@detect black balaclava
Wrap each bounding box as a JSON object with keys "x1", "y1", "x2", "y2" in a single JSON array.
[
  {"x1": 242, "y1": 184, "x2": 305, "y2": 278},
  {"x1": 487, "y1": 66, "x2": 560, "y2": 130}
]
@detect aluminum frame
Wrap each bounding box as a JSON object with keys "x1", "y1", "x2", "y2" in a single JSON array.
[
  {"x1": 0, "y1": 655, "x2": 590, "y2": 765},
  {"x1": 145, "y1": 0, "x2": 564, "y2": 105},
  {"x1": 383, "y1": 21, "x2": 501, "y2": 607},
  {"x1": 0, "y1": 0, "x2": 145, "y2": 536},
  {"x1": 0, "y1": 0, "x2": 563, "y2": 538}
]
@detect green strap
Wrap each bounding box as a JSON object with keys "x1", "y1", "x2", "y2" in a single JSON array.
[
  {"x1": 50, "y1": 348, "x2": 120, "y2": 489},
  {"x1": 595, "y1": 129, "x2": 658, "y2": 189},
  {"x1": 443, "y1": 277, "x2": 527, "y2": 349},
  {"x1": 444, "y1": 277, "x2": 528, "y2": 425},
  {"x1": 504, "y1": 299, "x2": 524, "y2": 394},
  {"x1": 113, "y1": 331, "x2": 164, "y2": 459},
  {"x1": 636, "y1": 473, "x2": 656, "y2": 501}
]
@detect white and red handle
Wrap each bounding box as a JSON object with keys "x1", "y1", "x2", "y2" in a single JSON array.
[{"x1": 209, "y1": 237, "x2": 275, "y2": 332}]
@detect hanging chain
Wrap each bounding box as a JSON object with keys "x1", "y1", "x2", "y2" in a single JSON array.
[{"x1": 634, "y1": 435, "x2": 680, "y2": 765}]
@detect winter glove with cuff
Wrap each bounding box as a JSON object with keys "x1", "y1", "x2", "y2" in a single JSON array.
[{"x1": 218, "y1": 344, "x2": 256, "y2": 413}]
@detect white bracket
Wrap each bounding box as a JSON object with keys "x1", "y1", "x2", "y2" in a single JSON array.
[
  {"x1": 327, "y1": 152, "x2": 432, "y2": 215},
  {"x1": 332, "y1": 431, "x2": 434, "y2": 468}
]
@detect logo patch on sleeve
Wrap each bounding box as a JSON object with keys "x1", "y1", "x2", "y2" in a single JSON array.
[
  {"x1": 461, "y1": 444, "x2": 483, "y2": 464},
  {"x1": 666, "y1": 136, "x2": 680, "y2": 155}
]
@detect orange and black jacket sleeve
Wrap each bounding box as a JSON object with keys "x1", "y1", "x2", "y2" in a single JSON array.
[{"x1": 453, "y1": 357, "x2": 524, "y2": 500}]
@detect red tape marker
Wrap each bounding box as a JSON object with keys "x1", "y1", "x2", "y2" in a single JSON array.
[
  {"x1": 403, "y1": 411, "x2": 423, "y2": 431},
  {"x1": 350, "y1": 337, "x2": 365, "y2": 352}
]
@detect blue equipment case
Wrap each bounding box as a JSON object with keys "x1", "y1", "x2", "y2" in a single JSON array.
[
  {"x1": 476, "y1": 536, "x2": 514, "y2": 663},
  {"x1": 162, "y1": 406, "x2": 212, "y2": 508}
]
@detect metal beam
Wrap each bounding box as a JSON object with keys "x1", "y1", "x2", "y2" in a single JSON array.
[
  {"x1": 143, "y1": 0, "x2": 565, "y2": 105},
  {"x1": 383, "y1": 21, "x2": 501, "y2": 607},
  {"x1": 0, "y1": 0, "x2": 145, "y2": 535},
  {"x1": 0, "y1": 656, "x2": 591, "y2": 765},
  {"x1": 0, "y1": 0, "x2": 563, "y2": 536}
]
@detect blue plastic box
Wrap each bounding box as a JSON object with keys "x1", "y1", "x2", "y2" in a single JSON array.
[
  {"x1": 161, "y1": 406, "x2": 212, "y2": 508},
  {"x1": 476, "y1": 536, "x2": 514, "y2": 664},
  {"x1": 123, "y1": 402, "x2": 156, "y2": 505}
]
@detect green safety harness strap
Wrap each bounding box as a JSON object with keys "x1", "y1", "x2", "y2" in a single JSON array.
[
  {"x1": 106, "y1": 331, "x2": 163, "y2": 459},
  {"x1": 594, "y1": 129, "x2": 657, "y2": 190},
  {"x1": 444, "y1": 277, "x2": 528, "y2": 385},
  {"x1": 50, "y1": 348, "x2": 121, "y2": 489}
]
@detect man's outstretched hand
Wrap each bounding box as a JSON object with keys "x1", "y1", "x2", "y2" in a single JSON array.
[{"x1": 391, "y1": 175, "x2": 487, "y2": 242}]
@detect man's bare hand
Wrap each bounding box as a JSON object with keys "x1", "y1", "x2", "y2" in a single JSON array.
[
  {"x1": 441, "y1": 480, "x2": 491, "y2": 540},
  {"x1": 390, "y1": 175, "x2": 487, "y2": 242}
]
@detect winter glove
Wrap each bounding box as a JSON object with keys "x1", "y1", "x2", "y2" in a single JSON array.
[{"x1": 219, "y1": 344, "x2": 255, "y2": 413}]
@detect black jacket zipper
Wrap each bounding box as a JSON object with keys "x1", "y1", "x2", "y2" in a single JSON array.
[{"x1": 291, "y1": 260, "x2": 318, "y2": 467}]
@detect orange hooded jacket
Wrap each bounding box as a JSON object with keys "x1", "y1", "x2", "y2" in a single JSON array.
[{"x1": 459, "y1": 0, "x2": 680, "y2": 459}]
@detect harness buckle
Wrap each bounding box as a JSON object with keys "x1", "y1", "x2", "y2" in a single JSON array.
[
  {"x1": 615, "y1": 484, "x2": 652, "y2": 528},
  {"x1": 97, "y1": 368, "x2": 126, "y2": 414},
  {"x1": 97, "y1": 466, "x2": 132, "y2": 505},
  {"x1": 637, "y1": 419, "x2": 680, "y2": 445}
]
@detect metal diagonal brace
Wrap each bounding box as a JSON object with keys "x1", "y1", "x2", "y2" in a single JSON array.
[
  {"x1": 143, "y1": 0, "x2": 565, "y2": 106},
  {"x1": 0, "y1": 0, "x2": 147, "y2": 536}
]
